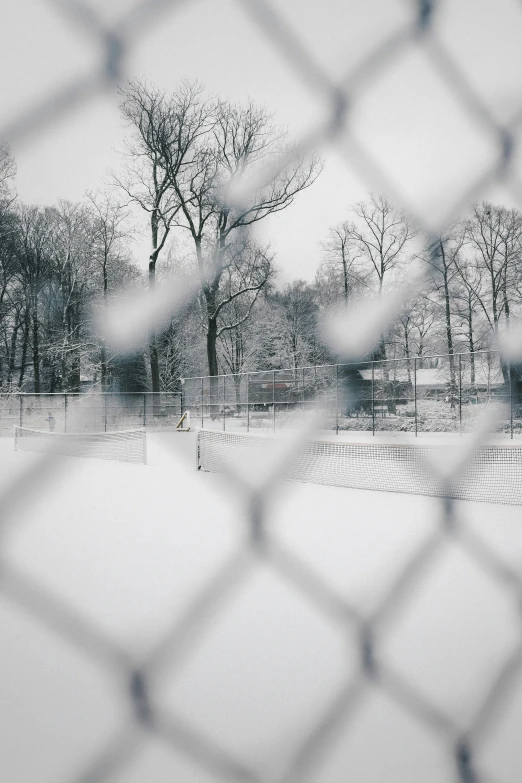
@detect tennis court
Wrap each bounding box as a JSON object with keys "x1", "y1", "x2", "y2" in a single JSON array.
[{"x1": 2, "y1": 431, "x2": 522, "y2": 782}]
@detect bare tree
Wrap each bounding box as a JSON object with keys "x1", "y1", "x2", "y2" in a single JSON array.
[
  {"x1": 271, "y1": 281, "x2": 324, "y2": 370},
  {"x1": 116, "y1": 79, "x2": 214, "y2": 392},
  {"x1": 458, "y1": 203, "x2": 522, "y2": 382},
  {"x1": 216, "y1": 240, "x2": 275, "y2": 406},
  {"x1": 165, "y1": 97, "x2": 321, "y2": 386},
  {"x1": 87, "y1": 191, "x2": 133, "y2": 390},
  {"x1": 348, "y1": 194, "x2": 415, "y2": 297},
  {"x1": 341, "y1": 194, "x2": 415, "y2": 366},
  {"x1": 44, "y1": 201, "x2": 99, "y2": 392},
  {"x1": 0, "y1": 143, "x2": 16, "y2": 204},
  {"x1": 319, "y1": 222, "x2": 365, "y2": 303},
  {"x1": 15, "y1": 205, "x2": 55, "y2": 392},
  {"x1": 424, "y1": 229, "x2": 465, "y2": 392}
]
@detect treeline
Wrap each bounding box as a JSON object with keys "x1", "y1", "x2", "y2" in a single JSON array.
[
  {"x1": 1, "y1": 81, "x2": 521, "y2": 395},
  {"x1": 317, "y1": 194, "x2": 522, "y2": 387}
]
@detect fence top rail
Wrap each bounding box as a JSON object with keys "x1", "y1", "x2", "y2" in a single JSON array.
[
  {"x1": 1, "y1": 391, "x2": 182, "y2": 397},
  {"x1": 181, "y1": 349, "x2": 506, "y2": 384}
]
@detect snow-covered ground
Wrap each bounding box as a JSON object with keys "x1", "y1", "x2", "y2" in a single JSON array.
[{"x1": 1, "y1": 431, "x2": 522, "y2": 782}]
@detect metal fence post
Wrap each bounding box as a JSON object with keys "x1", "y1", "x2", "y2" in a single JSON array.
[
  {"x1": 314, "y1": 365, "x2": 318, "y2": 417},
  {"x1": 414, "y1": 357, "x2": 418, "y2": 437},
  {"x1": 335, "y1": 364, "x2": 339, "y2": 435},
  {"x1": 371, "y1": 363, "x2": 375, "y2": 436},
  {"x1": 509, "y1": 360, "x2": 513, "y2": 439},
  {"x1": 459, "y1": 354, "x2": 462, "y2": 437},
  {"x1": 64, "y1": 393, "x2": 67, "y2": 433},
  {"x1": 223, "y1": 375, "x2": 226, "y2": 432},
  {"x1": 246, "y1": 372, "x2": 250, "y2": 433},
  {"x1": 273, "y1": 369, "x2": 276, "y2": 433},
  {"x1": 302, "y1": 367, "x2": 305, "y2": 421}
]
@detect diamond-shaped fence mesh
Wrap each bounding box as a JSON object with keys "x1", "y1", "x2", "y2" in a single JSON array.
[{"x1": 3, "y1": 2, "x2": 522, "y2": 782}]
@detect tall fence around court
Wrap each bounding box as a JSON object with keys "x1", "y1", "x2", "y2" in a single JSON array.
[
  {"x1": 182, "y1": 350, "x2": 518, "y2": 437},
  {"x1": 0, "y1": 392, "x2": 182, "y2": 436}
]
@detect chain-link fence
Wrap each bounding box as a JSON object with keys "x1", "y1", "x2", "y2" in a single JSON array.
[
  {"x1": 3, "y1": 2, "x2": 522, "y2": 783},
  {"x1": 0, "y1": 392, "x2": 182, "y2": 435},
  {"x1": 182, "y1": 349, "x2": 519, "y2": 437}
]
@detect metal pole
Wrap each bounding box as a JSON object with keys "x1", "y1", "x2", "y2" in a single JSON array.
[
  {"x1": 302, "y1": 367, "x2": 305, "y2": 421},
  {"x1": 104, "y1": 393, "x2": 107, "y2": 433},
  {"x1": 414, "y1": 357, "x2": 418, "y2": 437},
  {"x1": 273, "y1": 369, "x2": 276, "y2": 433},
  {"x1": 201, "y1": 377, "x2": 204, "y2": 428},
  {"x1": 335, "y1": 364, "x2": 339, "y2": 435},
  {"x1": 246, "y1": 372, "x2": 250, "y2": 433},
  {"x1": 143, "y1": 393, "x2": 146, "y2": 428},
  {"x1": 459, "y1": 354, "x2": 462, "y2": 437},
  {"x1": 64, "y1": 393, "x2": 67, "y2": 433},
  {"x1": 371, "y1": 363, "x2": 375, "y2": 436},
  {"x1": 509, "y1": 360, "x2": 513, "y2": 440},
  {"x1": 223, "y1": 375, "x2": 226, "y2": 432},
  {"x1": 19, "y1": 394, "x2": 22, "y2": 427},
  {"x1": 314, "y1": 365, "x2": 318, "y2": 417}
]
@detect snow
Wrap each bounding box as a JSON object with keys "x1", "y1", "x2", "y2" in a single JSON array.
[{"x1": 1, "y1": 432, "x2": 522, "y2": 782}]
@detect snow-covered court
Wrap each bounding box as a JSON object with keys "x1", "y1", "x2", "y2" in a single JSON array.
[{"x1": 1, "y1": 431, "x2": 522, "y2": 783}]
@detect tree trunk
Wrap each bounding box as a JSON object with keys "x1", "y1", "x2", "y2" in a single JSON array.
[
  {"x1": 32, "y1": 305, "x2": 40, "y2": 394},
  {"x1": 468, "y1": 296, "x2": 475, "y2": 387},
  {"x1": 101, "y1": 260, "x2": 109, "y2": 392},
  {"x1": 404, "y1": 326, "x2": 411, "y2": 383},
  {"x1": 7, "y1": 322, "x2": 20, "y2": 389},
  {"x1": 148, "y1": 257, "x2": 160, "y2": 394},
  {"x1": 440, "y1": 243, "x2": 456, "y2": 393},
  {"x1": 234, "y1": 332, "x2": 243, "y2": 412},
  {"x1": 342, "y1": 253, "x2": 349, "y2": 302},
  {"x1": 18, "y1": 311, "x2": 30, "y2": 389},
  {"x1": 69, "y1": 303, "x2": 81, "y2": 393},
  {"x1": 207, "y1": 314, "x2": 219, "y2": 417},
  {"x1": 100, "y1": 341, "x2": 107, "y2": 392}
]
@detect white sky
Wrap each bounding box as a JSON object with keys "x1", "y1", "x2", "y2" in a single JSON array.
[{"x1": 3, "y1": 0, "x2": 522, "y2": 282}]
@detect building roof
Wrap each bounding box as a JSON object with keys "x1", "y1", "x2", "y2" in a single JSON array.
[{"x1": 359, "y1": 367, "x2": 503, "y2": 387}]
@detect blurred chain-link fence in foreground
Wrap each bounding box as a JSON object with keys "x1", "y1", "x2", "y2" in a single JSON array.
[{"x1": 3, "y1": 2, "x2": 522, "y2": 783}]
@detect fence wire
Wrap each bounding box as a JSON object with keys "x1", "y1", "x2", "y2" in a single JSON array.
[
  {"x1": 2, "y1": 1, "x2": 522, "y2": 782},
  {"x1": 181, "y1": 349, "x2": 519, "y2": 437}
]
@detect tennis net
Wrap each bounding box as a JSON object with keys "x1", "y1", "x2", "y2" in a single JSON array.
[
  {"x1": 14, "y1": 426, "x2": 147, "y2": 465},
  {"x1": 197, "y1": 429, "x2": 522, "y2": 505}
]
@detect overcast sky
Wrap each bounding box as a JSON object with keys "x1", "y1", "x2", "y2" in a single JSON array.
[{"x1": 2, "y1": 0, "x2": 522, "y2": 282}]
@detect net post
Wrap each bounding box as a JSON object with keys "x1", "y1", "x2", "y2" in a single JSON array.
[
  {"x1": 371, "y1": 362, "x2": 375, "y2": 436},
  {"x1": 104, "y1": 393, "x2": 107, "y2": 433},
  {"x1": 458, "y1": 354, "x2": 462, "y2": 437},
  {"x1": 143, "y1": 393, "x2": 147, "y2": 427},
  {"x1": 246, "y1": 372, "x2": 250, "y2": 433},
  {"x1": 272, "y1": 369, "x2": 276, "y2": 433},
  {"x1": 335, "y1": 364, "x2": 339, "y2": 435},
  {"x1": 19, "y1": 394, "x2": 23, "y2": 428},
  {"x1": 414, "y1": 357, "x2": 418, "y2": 437},
  {"x1": 64, "y1": 393, "x2": 67, "y2": 433},
  {"x1": 201, "y1": 377, "x2": 204, "y2": 428}
]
